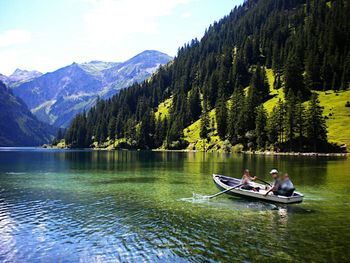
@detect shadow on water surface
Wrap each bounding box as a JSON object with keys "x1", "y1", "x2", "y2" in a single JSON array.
[
  {"x1": 89, "y1": 176, "x2": 158, "y2": 185},
  {"x1": 181, "y1": 193, "x2": 314, "y2": 215}
]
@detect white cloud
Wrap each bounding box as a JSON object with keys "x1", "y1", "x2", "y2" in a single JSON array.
[
  {"x1": 83, "y1": 0, "x2": 191, "y2": 45},
  {"x1": 0, "y1": 29, "x2": 32, "y2": 48},
  {"x1": 181, "y1": 12, "x2": 192, "y2": 18}
]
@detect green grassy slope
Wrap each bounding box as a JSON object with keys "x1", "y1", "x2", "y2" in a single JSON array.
[
  {"x1": 155, "y1": 97, "x2": 172, "y2": 120},
  {"x1": 262, "y1": 69, "x2": 350, "y2": 147},
  {"x1": 183, "y1": 107, "x2": 224, "y2": 151},
  {"x1": 180, "y1": 68, "x2": 350, "y2": 150},
  {"x1": 317, "y1": 90, "x2": 350, "y2": 146},
  {"x1": 263, "y1": 68, "x2": 284, "y2": 113}
]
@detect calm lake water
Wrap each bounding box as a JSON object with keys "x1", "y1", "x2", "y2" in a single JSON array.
[{"x1": 0, "y1": 148, "x2": 349, "y2": 262}]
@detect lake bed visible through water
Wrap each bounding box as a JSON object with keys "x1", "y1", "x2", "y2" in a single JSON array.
[{"x1": 0, "y1": 148, "x2": 349, "y2": 262}]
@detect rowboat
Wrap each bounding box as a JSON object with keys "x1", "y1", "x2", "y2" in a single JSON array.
[{"x1": 212, "y1": 174, "x2": 304, "y2": 204}]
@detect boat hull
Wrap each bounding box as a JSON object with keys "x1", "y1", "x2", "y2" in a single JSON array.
[{"x1": 213, "y1": 174, "x2": 303, "y2": 204}]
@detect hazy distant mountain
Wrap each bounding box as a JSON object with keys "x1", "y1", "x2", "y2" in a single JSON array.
[
  {"x1": 4, "y1": 69, "x2": 43, "y2": 88},
  {"x1": 0, "y1": 73, "x2": 7, "y2": 84},
  {"x1": 13, "y1": 50, "x2": 172, "y2": 127},
  {"x1": 0, "y1": 81, "x2": 55, "y2": 146}
]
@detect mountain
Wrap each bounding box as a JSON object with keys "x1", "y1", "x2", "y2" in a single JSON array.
[
  {"x1": 12, "y1": 50, "x2": 172, "y2": 128},
  {"x1": 0, "y1": 81, "x2": 55, "y2": 146},
  {"x1": 0, "y1": 69, "x2": 43, "y2": 88},
  {"x1": 7, "y1": 69, "x2": 43, "y2": 88},
  {"x1": 101, "y1": 50, "x2": 173, "y2": 98},
  {"x1": 64, "y1": 0, "x2": 350, "y2": 152},
  {"x1": 0, "y1": 74, "x2": 7, "y2": 84}
]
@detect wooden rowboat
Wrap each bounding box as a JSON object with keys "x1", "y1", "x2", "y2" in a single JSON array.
[{"x1": 213, "y1": 174, "x2": 303, "y2": 204}]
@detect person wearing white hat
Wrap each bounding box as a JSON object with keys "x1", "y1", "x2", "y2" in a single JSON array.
[{"x1": 264, "y1": 169, "x2": 281, "y2": 196}]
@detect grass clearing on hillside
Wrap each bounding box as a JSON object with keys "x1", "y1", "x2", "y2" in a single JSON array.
[
  {"x1": 263, "y1": 68, "x2": 285, "y2": 113},
  {"x1": 317, "y1": 90, "x2": 350, "y2": 146},
  {"x1": 155, "y1": 97, "x2": 172, "y2": 120},
  {"x1": 179, "y1": 68, "x2": 350, "y2": 150},
  {"x1": 183, "y1": 106, "x2": 225, "y2": 151}
]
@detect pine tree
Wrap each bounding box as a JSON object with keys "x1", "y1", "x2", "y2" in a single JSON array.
[
  {"x1": 295, "y1": 91, "x2": 306, "y2": 151},
  {"x1": 76, "y1": 115, "x2": 87, "y2": 147},
  {"x1": 284, "y1": 55, "x2": 309, "y2": 99},
  {"x1": 189, "y1": 87, "x2": 202, "y2": 122},
  {"x1": 285, "y1": 90, "x2": 297, "y2": 144},
  {"x1": 57, "y1": 128, "x2": 64, "y2": 140},
  {"x1": 200, "y1": 101, "x2": 210, "y2": 139},
  {"x1": 218, "y1": 54, "x2": 231, "y2": 98},
  {"x1": 138, "y1": 110, "x2": 155, "y2": 148},
  {"x1": 250, "y1": 65, "x2": 269, "y2": 100},
  {"x1": 269, "y1": 99, "x2": 286, "y2": 144},
  {"x1": 340, "y1": 53, "x2": 350, "y2": 90},
  {"x1": 208, "y1": 72, "x2": 219, "y2": 108},
  {"x1": 274, "y1": 73, "x2": 281, "y2": 90},
  {"x1": 267, "y1": 110, "x2": 278, "y2": 147},
  {"x1": 306, "y1": 93, "x2": 327, "y2": 151},
  {"x1": 210, "y1": 117, "x2": 215, "y2": 133},
  {"x1": 305, "y1": 51, "x2": 321, "y2": 90},
  {"x1": 277, "y1": 100, "x2": 286, "y2": 143},
  {"x1": 215, "y1": 95, "x2": 228, "y2": 139},
  {"x1": 228, "y1": 86, "x2": 245, "y2": 144},
  {"x1": 154, "y1": 117, "x2": 166, "y2": 148},
  {"x1": 321, "y1": 56, "x2": 332, "y2": 90},
  {"x1": 96, "y1": 117, "x2": 108, "y2": 143},
  {"x1": 108, "y1": 117, "x2": 117, "y2": 140},
  {"x1": 243, "y1": 37, "x2": 254, "y2": 65},
  {"x1": 245, "y1": 82, "x2": 261, "y2": 131},
  {"x1": 255, "y1": 105, "x2": 268, "y2": 149}
]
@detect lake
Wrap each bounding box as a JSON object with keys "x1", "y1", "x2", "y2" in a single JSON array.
[{"x1": 0, "y1": 148, "x2": 349, "y2": 262}]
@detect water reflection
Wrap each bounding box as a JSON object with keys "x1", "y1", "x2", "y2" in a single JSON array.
[
  {"x1": 0, "y1": 149, "x2": 349, "y2": 262},
  {"x1": 0, "y1": 149, "x2": 335, "y2": 187}
]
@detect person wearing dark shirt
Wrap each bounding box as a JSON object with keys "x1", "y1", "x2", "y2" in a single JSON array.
[{"x1": 279, "y1": 173, "x2": 295, "y2": 196}]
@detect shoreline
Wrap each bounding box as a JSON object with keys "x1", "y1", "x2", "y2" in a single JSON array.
[
  {"x1": 152, "y1": 149, "x2": 348, "y2": 156},
  {"x1": 44, "y1": 144, "x2": 348, "y2": 156},
  {"x1": 242, "y1": 151, "x2": 348, "y2": 157}
]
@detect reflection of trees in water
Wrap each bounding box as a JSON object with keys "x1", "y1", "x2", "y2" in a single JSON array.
[
  {"x1": 0, "y1": 150, "x2": 71, "y2": 173},
  {"x1": 56, "y1": 151, "x2": 345, "y2": 188},
  {"x1": 61, "y1": 150, "x2": 190, "y2": 173},
  {"x1": 195, "y1": 153, "x2": 333, "y2": 186},
  {"x1": 61, "y1": 150, "x2": 142, "y2": 172}
]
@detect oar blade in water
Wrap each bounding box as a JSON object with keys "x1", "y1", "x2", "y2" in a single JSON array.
[{"x1": 192, "y1": 192, "x2": 210, "y2": 200}]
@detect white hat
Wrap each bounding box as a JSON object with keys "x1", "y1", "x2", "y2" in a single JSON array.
[{"x1": 270, "y1": 169, "x2": 278, "y2": 174}]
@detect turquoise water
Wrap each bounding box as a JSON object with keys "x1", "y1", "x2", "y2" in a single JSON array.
[{"x1": 0, "y1": 148, "x2": 349, "y2": 262}]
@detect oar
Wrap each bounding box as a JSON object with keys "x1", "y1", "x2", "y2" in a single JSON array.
[
  {"x1": 255, "y1": 178, "x2": 271, "y2": 186},
  {"x1": 206, "y1": 183, "x2": 244, "y2": 199}
]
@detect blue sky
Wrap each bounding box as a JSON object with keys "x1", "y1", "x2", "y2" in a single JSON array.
[{"x1": 0, "y1": 0, "x2": 242, "y2": 75}]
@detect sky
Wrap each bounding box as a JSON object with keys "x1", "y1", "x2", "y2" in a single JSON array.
[{"x1": 0, "y1": 0, "x2": 242, "y2": 75}]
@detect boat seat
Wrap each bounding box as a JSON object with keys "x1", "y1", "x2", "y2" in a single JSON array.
[
  {"x1": 275, "y1": 188, "x2": 295, "y2": 197},
  {"x1": 220, "y1": 178, "x2": 232, "y2": 183}
]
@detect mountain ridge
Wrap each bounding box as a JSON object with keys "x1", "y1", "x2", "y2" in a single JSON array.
[
  {"x1": 12, "y1": 50, "x2": 172, "y2": 128},
  {"x1": 0, "y1": 81, "x2": 55, "y2": 146},
  {"x1": 0, "y1": 69, "x2": 43, "y2": 88}
]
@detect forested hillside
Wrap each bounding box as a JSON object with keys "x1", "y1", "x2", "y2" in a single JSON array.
[
  {"x1": 64, "y1": 0, "x2": 350, "y2": 152},
  {"x1": 0, "y1": 82, "x2": 55, "y2": 146}
]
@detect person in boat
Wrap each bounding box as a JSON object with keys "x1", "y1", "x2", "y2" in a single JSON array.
[
  {"x1": 264, "y1": 169, "x2": 281, "y2": 196},
  {"x1": 279, "y1": 173, "x2": 295, "y2": 196},
  {"x1": 240, "y1": 169, "x2": 259, "y2": 191}
]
